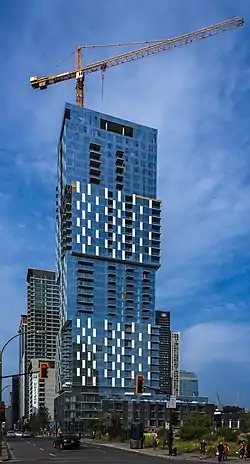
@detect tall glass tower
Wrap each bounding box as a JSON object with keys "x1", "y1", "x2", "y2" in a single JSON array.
[{"x1": 56, "y1": 103, "x2": 161, "y2": 409}]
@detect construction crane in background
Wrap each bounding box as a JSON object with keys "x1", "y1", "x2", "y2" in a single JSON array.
[
  {"x1": 216, "y1": 391, "x2": 224, "y2": 411},
  {"x1": 30, "y1": 16, "x2": 243, "y2": 107}
]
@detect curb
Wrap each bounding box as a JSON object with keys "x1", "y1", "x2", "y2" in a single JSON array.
[
  {"x1": 90, "y1": 441, "x2": 169, "y2": 458},
  {"x1": 87, "y1": 441, "x2": 237, "y2": 463}
]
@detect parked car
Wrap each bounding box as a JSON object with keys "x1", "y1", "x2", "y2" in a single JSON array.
[
  {"x1": 53, "y1": 434, "x2": 81, "y2": 450},
  {"x1": 6, "y1": 430, "x2": 16, "y2": 438},
  {"x1": 22, "y1": 431, "x2": 32, "y2": 438}
]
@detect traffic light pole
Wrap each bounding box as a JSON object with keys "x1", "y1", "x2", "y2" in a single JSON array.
[
  {"x1": 0, "y1": 371, "x2": 39, "y2": 380},
  {"x1": 0, "y1": 333, "x2": 24, "y2": 456}
]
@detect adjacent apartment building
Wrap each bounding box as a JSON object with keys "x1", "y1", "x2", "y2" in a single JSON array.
[
  {"x1": 180, "y1": 370, "x2": 199, "y2": 398},
  {"x1": 171, "y1": 331, "x2": 180, "y2": 397},
  {"x1": 55, "y1": 104, "x2": 162, "y2": 429},
  {"x1": 155, "y1": 311, "x2": 171, "y2": 395},
  {"x1": 19, "y1": 269, "x2": 60, "y2": 420},
  {"x1": 19, "y1": 314, "x2": 28, "y2": 420}
]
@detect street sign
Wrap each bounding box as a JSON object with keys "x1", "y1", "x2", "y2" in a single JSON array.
[{"x1": 166, "y1": 395, "x2": 176, "y2": 408}]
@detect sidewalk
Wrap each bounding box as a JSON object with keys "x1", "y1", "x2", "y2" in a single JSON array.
[
  {"x1": 83, "y1": 439, "x2": 238, "y2": 462},
  {"x1": 0, "y1": 441, "x2": 10, "y2": 462}
]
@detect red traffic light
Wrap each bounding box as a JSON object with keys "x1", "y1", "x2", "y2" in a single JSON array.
[
  {"x1": 136, "y1": 374, "x2": 144, "y2": 394},
  {"x1": 39, "y1": 361, "x2": 49, "y2": 379}
]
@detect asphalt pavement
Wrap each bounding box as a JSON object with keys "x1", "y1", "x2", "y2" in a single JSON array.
[
  {"x1": 6, "y1": 436, "x2": 221, "y2": 463},
  {"x1": 6, "y1": 436, "x2": 169, "y2": 463}
]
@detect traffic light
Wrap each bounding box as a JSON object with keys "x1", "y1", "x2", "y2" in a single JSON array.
[
  {"x1": 39, "y1": 361, "x2": 49, "y2": 380},
  {"x1": 135, "y1": 374, "x2": 144, "y2": 394},
  {"x1": 170, "y1": 409, "x2": 178, "y2": 426},
  {"x1": 0, "y1": 406, "x2": 5, "y2": 422}
]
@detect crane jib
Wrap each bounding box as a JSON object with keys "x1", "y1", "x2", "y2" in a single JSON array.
[{"x1": 29, "y1": 16, "x2": 244, "y2": 106}]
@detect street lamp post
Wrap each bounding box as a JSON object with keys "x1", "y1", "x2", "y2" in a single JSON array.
[
  {"x1": 0, "y1": 385, "x2": 11, "y2": 395},
  {"x1": 0, "y1": 332, "x2": 22, "y2": 456},
  {"x1": 0, "y1": 330, "x2": 45, "y2": 455}
]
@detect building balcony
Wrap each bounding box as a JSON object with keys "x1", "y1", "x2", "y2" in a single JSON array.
[
  {"x1": 126, "y1": 283, "x2": 134, "y2": 289},
  {"x1": 116, "y1": 182, "x2": 124, "y2": 190},
  {"x1": 89, "y1": 167, "x2": 101, "y2": 176},
  {"x1": 108, "y1": 265, "x2": 116, "y2": 270},
  {"x1": 89, "y1": 142, "x2": 101, "y2": 152},
  {"x1": 78, "y1": 293, "x2": 93, "y2": 299},
  {"x1": 152, "y1": 224, "x2": 161, "y2": 231},
  {"x1": 116, "y1": 149, "x2": 124, "y2": 159},
  {"x1": 78, "y1": 283, "x2": 94, "y2": 290},
  {"x1": 108, "y1": 310, "x2": 116, "y2": 316},
  {"x1": 125, "y1": 229, "x2": 132, "y2": 236},
  {"x1": 77, "y1": 267, "x2": 94, "y2": 274},
  {"x1": 116, "y1": 165, "x2": 125, "y2": 174},
  {"x1": 77, "y1": 305, "x2": 93, "y2": 313},
  {"x1": 89, "y1": 175, "x2": 101, "y2": 185},
  {"x1": 77, "y1": 276, "x2": 94, "y2": 283},
  {"x1": 89, "y1": 158, "x2": 101, "y2": 168},
  {"x1": 152, "y1": 240, "x2": 160, "y2": 248},
  {"x1": 108, "y1": 272, "x2": 116, "y2": 278},
  {"x1": 151, "y1": 257, "x2": 160, "y2": 264},
  {"x1": 107, "y1": 288, "x2": 116, "y2": 294},
  {"x1": 152, "y1": 217, "x2": 161, "y2": 225}
]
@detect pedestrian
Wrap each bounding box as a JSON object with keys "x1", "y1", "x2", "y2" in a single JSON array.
[
  {"x1": 224, "y1": 443, "x2": 229, "y2": 461},
  {"x1": 239, "y1": 442, "x2": 245, "y2": 459},
  {"x1": 200, "y1": 439, "x2": 206, "y2": 459},
  {"x1": 167, "y1": 428, "x2": 173, "y2": 456},
  {"x1": 217, "y1": 442, "x2": 224, "y2": 462}
]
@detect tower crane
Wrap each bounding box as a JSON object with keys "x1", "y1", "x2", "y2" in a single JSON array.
[{"x1": 30, "y1": 16, "x2": 243, "y2": 107}]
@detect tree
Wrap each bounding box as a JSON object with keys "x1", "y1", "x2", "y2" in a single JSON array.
[
  {"x1": 26, "y1": 407, "x2": 50, "y2": 433},
  {"x1": 223, "y1": 405, "x2": 245, "y2": 413},
  {"x1": 180, "y1": 413, "x2": 213, "y2": 441},
  {"x1": 107, "y1": 412, "x2": 123, "y2": 440},
  {"x1": 240, "y1": 412, "x2": 250, "y2": 433}
]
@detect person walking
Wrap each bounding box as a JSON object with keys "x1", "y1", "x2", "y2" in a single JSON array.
[
  {"x1": 166, "y1": 428, "x2": 173, "y2": 456},
  {"x1": 239, "y1": 442, "x2": 246, "y2": 459},
  {"x1": 200, "y1": 440, "x2": 206, "y2": 459},
  {"x1": 224, "y1": 443, "x2": 229, "y2": 461},
  {"x1": 217, "y1": 442, "x2": 224, "y2": 462}
]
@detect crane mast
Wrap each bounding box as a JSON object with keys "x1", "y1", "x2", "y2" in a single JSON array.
[{"x1": 30, "y1": 16, "x2": 243, "y2": 107}]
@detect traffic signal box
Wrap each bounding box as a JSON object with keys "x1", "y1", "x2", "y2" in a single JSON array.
[
  {"x1": 170, "y1": 409, "x2": 178, "y2": 426},
  {"x1": 0, "y1": 405, "x2": 5, "y2": 422},
  {"x1": 39, "y1": 361, "x2": 49, "y2": 380},
  {"x1": 135, "y1": 374, "x2": 144, "y2": 394}
]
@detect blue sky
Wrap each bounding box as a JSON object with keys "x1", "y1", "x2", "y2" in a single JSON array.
[{"x1": 0, "y1": 0, "x2": 250, "y2": 406}]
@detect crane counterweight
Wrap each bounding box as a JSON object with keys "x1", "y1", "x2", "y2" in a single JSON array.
[{"x1": 29, "y1": 16, "x2": 244, "y2": 107}]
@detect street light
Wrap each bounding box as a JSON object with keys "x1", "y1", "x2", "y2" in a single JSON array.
[
  {"x1": 0, "y1": 330, "x2": 44, "y2": 455},
  {"x1": 0, "y1": 385, "x2": 11, "y2": 395}
]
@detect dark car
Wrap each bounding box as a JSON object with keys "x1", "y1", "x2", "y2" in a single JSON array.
[{"x1": 53, "y1": 434, "x2": 81, "y2": 450}]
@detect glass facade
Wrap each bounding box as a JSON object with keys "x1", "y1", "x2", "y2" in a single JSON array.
[
  {"x1": 56, "y1": 103, "x2": 162, "y2": 399},
  {"x1": 180, "y1": 370, "x2": 199, "y2": 398}
]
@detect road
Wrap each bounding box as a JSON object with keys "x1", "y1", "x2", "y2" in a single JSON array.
[
  {"x1": 6, "y1": 436, "x2": 195, "y2": 463},
  {"x1": 7, "y1": 436, "x2": 162, "y2": 463}
]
